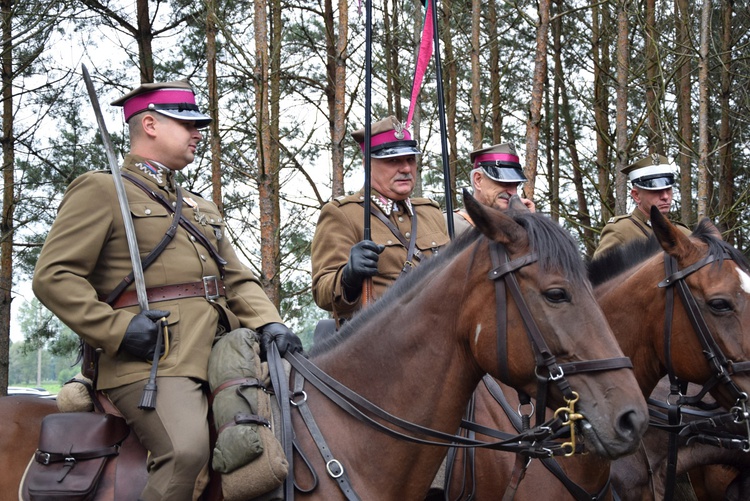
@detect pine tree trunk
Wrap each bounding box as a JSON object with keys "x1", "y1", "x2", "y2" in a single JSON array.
[
  {"x1": 675, "y1": 0, "x2": 694, "y2": 224},
  {"x1": 614, "y1": 0, "x2": 630, "y2": 215},
  {"x1": 470, "y1": 0, "x2": 481, "y2": 149},
  {"x1": 206, "y1": 0, "x2": 223, "y2": 215},
  {"x1": 0, "y1": 0, "x2": 13, "y2": 395},
  {"x1": 696, "y1": 0, "x2": 710, "y2": 219},
  {"x1": 487, "y1": 0, "x2": 502, "y2": 145},
  {"x1": 718, "y1": 0, "x2": 733, "y2": 242},
  {"x1": 524, "y1": 0, "x2": 550, "y2": 200},
  {"x1": 645, "y1": 0, "x2": 663, "y2": 154},
  {"x1": 593, "y1": 1, "x2": 614, "y2": 221}
]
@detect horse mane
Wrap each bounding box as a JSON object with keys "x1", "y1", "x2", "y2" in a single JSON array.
[
  {"x1": 588, "y1": 218, "x2": 750, "y2": 287},
  {"x1": 588, "y1": 237, "x2": 662, "y2": 287},
  {"x1": 310, "y1": 209, "x2": 588, "y2": 356}
]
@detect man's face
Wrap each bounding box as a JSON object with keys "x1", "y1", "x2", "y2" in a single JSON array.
[
  {"x1": 474, "y1": 171, "x2": 520, "y2": 210},
  {"x1": 370, "y1": 155, "x2": 417, "y2": 200},
  {"x1": 154, "y1": 115, "x2": 203, "y2": 170},
  {"x1": 632, "y1": 187, "x2": 673, "y2": 216}
]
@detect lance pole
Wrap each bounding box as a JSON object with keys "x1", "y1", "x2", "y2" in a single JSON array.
[
  {"x1": 362, "y1": 0, "x2": 374, "y2": 302},
  {"x1": 430, "y1": 0, "x2": 454, "y2": 239}
]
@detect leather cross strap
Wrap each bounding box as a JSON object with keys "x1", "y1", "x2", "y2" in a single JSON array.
[
  {"x1": 368, "y1": 203, "x2": 420, "y2": 275},
  {"x1": 104, "y1": 184, "x2": 184, "y2": 306},
  {"x1": 103, "y1": 277, "x2": 225, "y2": 309},
  {"x1": 121, "y1": 172, "x2": 228, "y2": 274}
]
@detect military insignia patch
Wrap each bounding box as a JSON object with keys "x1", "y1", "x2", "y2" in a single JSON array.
[{"x1": 138, "y1": 162, "x2": 164, "y2": 184}]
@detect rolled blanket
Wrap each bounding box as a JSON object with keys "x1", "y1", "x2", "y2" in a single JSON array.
[{"x1": 208, "y1": 328, "x2": 266, "y2": 473}]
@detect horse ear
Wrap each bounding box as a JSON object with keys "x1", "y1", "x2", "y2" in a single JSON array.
[
  {"x1": 463, "y1": 189, "x2": 528, "y2": 251},
  {"x1": 508, "y1": 194, "x2": 529, "y2": 212},
  {"x1": 650, "y1": 206, "x2": 698, "y2": 262}
]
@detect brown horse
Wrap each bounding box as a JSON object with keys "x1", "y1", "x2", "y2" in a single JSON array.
[
  {"x1": 0, "y1": 395, "x2": 57, "y2": 501},
  {"x1": 1, "y1": 193, "x2": 648, "y2": 500},
  {"x1": 610, "y1": 378, "x2": 750, "y2": 501},
  {"x1": 447, "y1": 207, "x2": 750, "y2": 500}
]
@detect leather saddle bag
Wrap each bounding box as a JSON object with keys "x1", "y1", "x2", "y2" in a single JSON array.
[{"x1": 24, "y1": 412, "x2": 129, "y2": 501}]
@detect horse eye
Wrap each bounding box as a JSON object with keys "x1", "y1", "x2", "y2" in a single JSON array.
[
  {"x1": 544, "y1": 288, "x2": 569, "y2": 303},
  {"x1": 707, "y1": 299, "x2": 732, "y2": 313}
]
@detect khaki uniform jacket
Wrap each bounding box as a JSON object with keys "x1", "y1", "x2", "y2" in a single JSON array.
[
  {"x1": 311, "y1": 190, "x2": 450, "y2": 320},
  {"x1": 593, "y1": 207, "x2": 692, "y2": 259},
  {"x1": 33, "y1": 154, "x2": 282, "y2": 390}
]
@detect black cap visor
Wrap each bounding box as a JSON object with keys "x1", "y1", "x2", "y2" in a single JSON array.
[
  {"x1": 371, "y1": 140, "x2": 421, "y2": 159},
  {"x1": 480, "y1": 164, "x2": 527, "y2": 183},
  {"x1": 632, "y1": 174, "x2": 675, "y2": 190},
  {"x1": 143, "y1": 103, "x2": 212, "y2": 129}
]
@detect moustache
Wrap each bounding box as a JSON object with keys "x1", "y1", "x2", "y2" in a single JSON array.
[
  {"x1": 497, "y1": 193, "x2": 511, "y2": 200},
  {"x1": 395, "y1": 175, "x2": 413, "y2": 181}
]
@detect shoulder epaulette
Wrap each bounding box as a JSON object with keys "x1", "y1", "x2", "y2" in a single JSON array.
[
  {"x1": 185, "y1": 189, "x2": 204, "y2": 199},
  {"x1": 411, "y1": 197, "x2": 440, "y2": 208},
  {"x1": 606, "y1": 214, "x2": 630, "y2": 224}
]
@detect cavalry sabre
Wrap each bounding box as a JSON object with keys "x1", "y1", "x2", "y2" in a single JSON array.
[{"x1": 81, "y1": 64, "x2": 163, "y2": 410}]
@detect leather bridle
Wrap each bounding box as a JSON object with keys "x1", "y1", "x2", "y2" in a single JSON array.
[
  {"x1": 272, "y1": 239, "x2": 636, "y2": 500},
  {"x1": 657, "y1": 250, "x2": 750, "y2": 500}
]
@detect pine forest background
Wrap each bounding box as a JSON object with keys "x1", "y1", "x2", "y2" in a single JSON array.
[{"x1": 2, "y1": 0, "x2": 749, "y2": 391}]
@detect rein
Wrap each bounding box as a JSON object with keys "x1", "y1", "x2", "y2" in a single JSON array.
[
  {"x1": 281, "y1": 239, "x2": 629, "y2": 500},
  {"x1": 657, "y1": 251, "x2": 750, "y2": 501}
]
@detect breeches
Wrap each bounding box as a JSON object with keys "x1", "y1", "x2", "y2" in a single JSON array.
[{"x1": 106, "y1": 376, "x2": 210, "y2": 501}]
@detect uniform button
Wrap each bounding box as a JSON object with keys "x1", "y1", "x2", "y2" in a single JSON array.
[
  {"x1": 405, "y1": 232, "x2": 411, "y2": 238},
  {"x1": 144, "y1": 209, "x2": 151, "y2": 215},
  {"x1": 200, "y1": 254, "x2": 207, "y2": 261},
  {"x1": 190, "y1": 236, "x2": 196, "y2": 242},
  {"x1": 172, "y1": 201, "x2": 177, "y2": 207},
  {"x1": 387, "y1": 240, "x2": 393, "y2": 245},
  {"x1": 431, "y1": 241, "x2": 437, "y2": 246},
  {"x1": 210, "y1": 218, "x2": 215, "y2": 223},
  {"x1": 359, "y1": 196, "x2": 364, "y2": 200},
  {"x1": 398, "y1": 216, "x2": 404, "y2": 222}
]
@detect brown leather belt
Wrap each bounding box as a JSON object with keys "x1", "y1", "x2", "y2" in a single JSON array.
[{"x1": 103, "y1": 276, "x2": 225, "y2": 309}]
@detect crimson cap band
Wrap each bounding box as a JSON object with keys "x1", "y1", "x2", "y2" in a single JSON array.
[
  {"x1": 470, "y1": 143, "x2": 527, "y2": 183},
  {"x1": 111, "y1": 80, "x2": 212, "y2": 129},
  {"x1": 622, "y1": 154, "x2": 675, "y2": 190},
  {"x1": 351, "y1": 116, "x2": 421, "y2": 159}
]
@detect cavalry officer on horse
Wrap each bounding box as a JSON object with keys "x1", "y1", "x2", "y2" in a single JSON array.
[
  {"x1": 32, "y1": 79, "x2": 301, "y2": 501},
  {"x1": 310, "y1": 116, "x2": 450, "y2": 323},
  {"x1": 450, "y1": 142, "x2": 535, "y2": 236},
  {"x1": 593, "y1": 153, "x2": 691, "y2": 258}
]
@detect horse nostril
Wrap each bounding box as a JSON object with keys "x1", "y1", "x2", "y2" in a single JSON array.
[{"x1": 617, "y1": 408, "x2": 647, "y2": 439}]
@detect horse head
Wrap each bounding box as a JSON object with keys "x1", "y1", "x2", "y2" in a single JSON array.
[
  {"x1": 463, "y1": 191, "x2": 648, "y2": 459},
  {"x1": 650, "y1": 206, "x2": 750, "y2": 409}
]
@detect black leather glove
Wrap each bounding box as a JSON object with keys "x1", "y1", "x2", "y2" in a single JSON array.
[
  {"x1": 341, "y1": 240, "x2": 384, "y2": 300},
  {"x1": 259, "y1": 322, "x2": 303, "y2": 356},
  {"x1": 120, "y1": 309, "x2": 170, "y2": 360}
]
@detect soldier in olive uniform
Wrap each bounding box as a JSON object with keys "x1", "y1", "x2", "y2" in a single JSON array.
[
  {"x1": 451, "y1": 143, "x2": 535, "y2": 235},
  {"x1": 311, "y1": 116, "x2": 450, "y2": 321},
  {"x1": 593, "y1": 154, "x2": 691, "y2": 259},
  {"x1": 33, "y1": 80, "x2": 300, "y2": 501}
]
